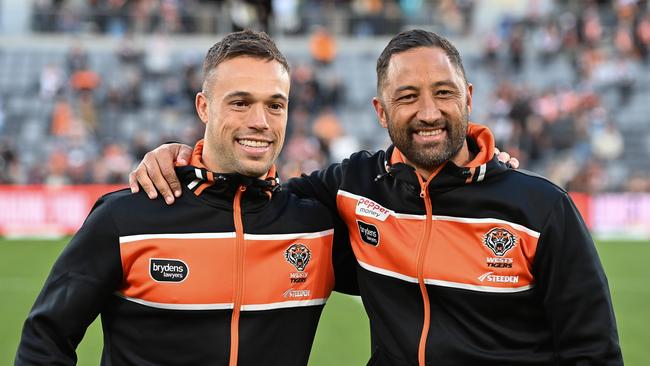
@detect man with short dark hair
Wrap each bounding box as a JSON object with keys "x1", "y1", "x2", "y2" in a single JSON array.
[
  {"x1": 15, "y1": 30, "x2": 356, "y2": 366},
  {"x1": 133, "y1": 29, "x2": 623, "y2": 365}
]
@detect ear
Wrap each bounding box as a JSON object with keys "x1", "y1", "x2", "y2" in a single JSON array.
[
  {"x1": 372, "y1": 97, "x2": 388, "y2": 129},
  {"x1": 195, "y1": 92, "x2": 208, "y2": 124},
  {"x1": 466, "y1": 83, "x2": 473, "y2": 115}
]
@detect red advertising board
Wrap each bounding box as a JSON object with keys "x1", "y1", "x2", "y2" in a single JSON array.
[{"x1": 0, "y1": 185, "x2": 124, "y2": 237}]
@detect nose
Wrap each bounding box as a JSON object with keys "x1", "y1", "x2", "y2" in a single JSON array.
[
  {"x1": 416, "y1": 94, "x2": 442, "y2": 124},
  {"x1": 248, "y1": 103, "x2": 269, "y2": 130}
]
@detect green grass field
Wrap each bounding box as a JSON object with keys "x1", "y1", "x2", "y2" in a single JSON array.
[{"x1": 1, "y1": 239, "x2": 647, "y2": 365}]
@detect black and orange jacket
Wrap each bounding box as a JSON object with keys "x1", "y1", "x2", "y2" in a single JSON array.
[
  {"x1": 288, "y1": 123, "x2": 623, "y2": 365},
  {"x1": 15, "y1": 141, "x2": 357, "y2": 366}
]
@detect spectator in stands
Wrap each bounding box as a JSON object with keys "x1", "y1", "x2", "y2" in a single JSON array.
[
  {"x1": 635, "y1": 12, "x2": 650, "y2": 64},
  {"x1": 66, "y1": 43, "x2": 89, "y2": 74},
  {"x1": 44, "y1": 149, "x2": 70, "y2": 186},
  {"x1": 39, "y1": 63, "x2": 64, "y2": 100},
  {"x1": 309, "y1": 26, "x2": 337, "y2": 66},
  {"x1": 0, "y1": 140, "x2": 22, "y2": 184},
  {"x1": 50, "y1": 94, "x2": 74, "y2": 137}
]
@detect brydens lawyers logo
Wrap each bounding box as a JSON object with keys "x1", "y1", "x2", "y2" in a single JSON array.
[
  {"x1": 284, "y1": 243, "x2": 311, "y2": 272},
  {"x1": 357, "y1": 220, "x2": 380, "y2": 246},
  {"x1": 149, "y1": 258, "x2": 189, "y2": 282},
  {"x1": 483, "y1": 227, "x2": 517, "y2": 256}
]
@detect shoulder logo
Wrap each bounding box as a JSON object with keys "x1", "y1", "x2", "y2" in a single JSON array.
[
  {"x1": 355, "y1": 197, "x2": 390, "y2": 221},
  {"x1": 483, "y1": 227, "x2": 517, "y2": 256},
  {"x1": 284, "y1": 243, "x2": 311, "y2": 272},
  {"x1": 357, "y1": 220, "x2": 380, "y2": 246},
  {"x1": 149, "y1": 258, "x2": 189, "y2": 282}
]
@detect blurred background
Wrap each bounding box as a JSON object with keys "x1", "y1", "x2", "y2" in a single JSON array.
[{"x1": 0, "y1": 0, "x2": 648, "y2": 365}]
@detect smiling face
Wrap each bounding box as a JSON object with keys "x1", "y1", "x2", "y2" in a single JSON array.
[
  {"x1": 373, "y1": 46, "x2": 474, "y2": 177},
  {"x1": 195, "y1": 56, "x2": 290, "y2": 178}
]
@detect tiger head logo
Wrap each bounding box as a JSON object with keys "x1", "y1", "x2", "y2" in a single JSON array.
[
  {"x1": 284, "y1": 243, "x2": 311, "y2": 272},
  {"x1": 483, "y1": 228, "x2": 517, "y2": 256}
]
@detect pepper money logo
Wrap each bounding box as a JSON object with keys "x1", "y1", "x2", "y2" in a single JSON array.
[
  {"x1": 483, "y1": 227, "x2": 517, "y2": 257},
  {"x1": 149, "y1": 258, "x2": 189, "y2": 283},
  {"x1": 284, "y1": 243, "x2": 311, "y2": 272}
]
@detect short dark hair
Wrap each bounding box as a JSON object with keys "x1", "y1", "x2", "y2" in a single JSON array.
[
  {"x1": 376, "y1": 29, "x2": 467, "y2": 94},
  {"x1": 202, "y1": 29, "x2": 290, "y2": 88}
]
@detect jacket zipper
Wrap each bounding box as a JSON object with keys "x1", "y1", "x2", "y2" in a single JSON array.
[
  {"x1": 416, "y1": 182, "x2": 433, "y2": 366},
  {"x1": 229, "y1": 185, "x2": 247, "y2": 366},
  {"x1": 414, "y1": 163, "x2": 445, "y2": 366}
]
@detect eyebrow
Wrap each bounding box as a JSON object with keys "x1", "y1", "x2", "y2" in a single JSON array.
[
  {"x1": 224, "y1": 91, "x2": 288, "y2": 102},
  {"x1": 393, "y1": 80, "x2": 459, "y2": 95}
]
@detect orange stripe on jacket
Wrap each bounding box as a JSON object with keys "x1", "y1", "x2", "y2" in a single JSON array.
[
  {"x1": 337, "y1": 194, "x2": 538, "y2": 290},
  {"x1": 118, "y1": 234, "x2": 335, "y2": 306}
]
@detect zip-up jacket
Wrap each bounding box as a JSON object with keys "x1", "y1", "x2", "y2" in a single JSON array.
[
  {"x1": 287, "y1": 123, "x2": 623, "y2": 365},
  {"x1": 15, "y1": 141, "x2": 357, "y2": 366}
]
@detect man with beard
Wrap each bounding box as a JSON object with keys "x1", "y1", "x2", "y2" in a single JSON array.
[{"x1": 130, "y1": 30, "x2": 622, "y2": 365}]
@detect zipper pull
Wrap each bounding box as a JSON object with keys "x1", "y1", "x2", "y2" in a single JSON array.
[
  {"x1": 239, "y1": 185, "x2": 247, "y2": 192},
  {"x1": 420, "y1": 184, "x2": 427, "y2": 198}
]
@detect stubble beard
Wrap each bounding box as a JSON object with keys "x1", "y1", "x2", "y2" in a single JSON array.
[
  {"x1": 387, "y1": 110, "x2": 468, "y2": 172},
  {"x1": 210, "y1": 141, "x2": 278, "y2": 178}
]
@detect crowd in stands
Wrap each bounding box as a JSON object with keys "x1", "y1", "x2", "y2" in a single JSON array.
[
  {"x1": 1, "y1": 0, "x2": 649, "y2": 193},
  {"x1": 29, "y1": 0, "x2": 476, "y2": 37},
  {"x1": 476, "y1": 0, "x2": 650, "y2": 193}
]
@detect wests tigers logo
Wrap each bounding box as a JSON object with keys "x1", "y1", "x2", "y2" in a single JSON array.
[
  {"x1": 483, "y1": 228, "x2": 517, "y2": 256},
  {"x1": 284, "y1": 243, "x2": 311, "y2": 272}
]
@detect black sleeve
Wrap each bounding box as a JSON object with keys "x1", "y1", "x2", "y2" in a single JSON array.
[
  {"x1": 286, "y1": 162, "x2": 345, "y2": 214},
  {"x1": 533, "y1": 193, "x2": 623, "y2": 364},
  {"x1": 15, "y1": 196, "x2": 123, "y2": 365},
  {"x1": 286, "y1": 163, "x2": 359, "y2": 295}
]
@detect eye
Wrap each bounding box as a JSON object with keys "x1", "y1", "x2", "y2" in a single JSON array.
[
  {"x1": 397, "y1": 94, "x2": 416, "y2": 101},
  {"x1": 436, "y1": 90, "x2": 453, "y2": 97},
  {"x1": 232, "y1": 100, "x2": 249, "y2": 108},
  {"x1": 269, "y1": 103, "x2": 284, "y2": 110}
]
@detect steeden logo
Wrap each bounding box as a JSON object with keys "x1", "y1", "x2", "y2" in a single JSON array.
[
  {"x1": 283, "y1": 289, "x2": 311, "y2": 298},
  {"x1": 478, "y1": 271, "x2": 519, "y2": 284},
  {"x1": 149, "y1": 258, "x2": 189, "y2": 283}
]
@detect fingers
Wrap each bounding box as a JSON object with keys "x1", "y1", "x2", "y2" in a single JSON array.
[
  {"x1": 495, "y1": 150, "x2": 520, "y2": 169},
  {"x1": 496, "y1": 151, "x2": 511, "y2": 164},
  {"x1": 146, "y1": 151, "x2": 177, "y2": 205},
  {"x1": 176, "y1": 145, "x2": 193, "y2": 166},
  {"x1": 140, "y1": 156, "x2": 161, "y2": 199},
  {"x1": 129, "y1": 171, "x2": 139, "y2": 193},
  {"x1": 508, "y1": 157, "x2": 520, "y2": 169}
]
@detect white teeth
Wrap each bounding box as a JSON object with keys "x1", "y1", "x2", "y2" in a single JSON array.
[
  {"x1": 238, "y1": 139, "x2": 270, "y2": 148},
  {"x1": 417, "y1": 129, "x2": 443, "y2": 136}
]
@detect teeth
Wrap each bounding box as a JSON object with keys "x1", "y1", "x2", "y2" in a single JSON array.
[
  {"x1": 239, "y1": 139, "x2": 270, "y2": 148},
  {"x1": 417, "y1": 129, "x2": 443, "y2": 136}
]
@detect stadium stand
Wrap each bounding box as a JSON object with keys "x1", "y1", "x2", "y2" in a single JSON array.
[{"x1": 0, "y1": 0, "x2": 649, "y2": 193}]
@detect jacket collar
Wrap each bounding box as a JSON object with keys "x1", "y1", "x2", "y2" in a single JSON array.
[
  {"x1": 380, "y1": 123, "x2": 507, "y2": 190},
  {"x1": 178, "y1": 139, "x2": 280, "y2": 200}
]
